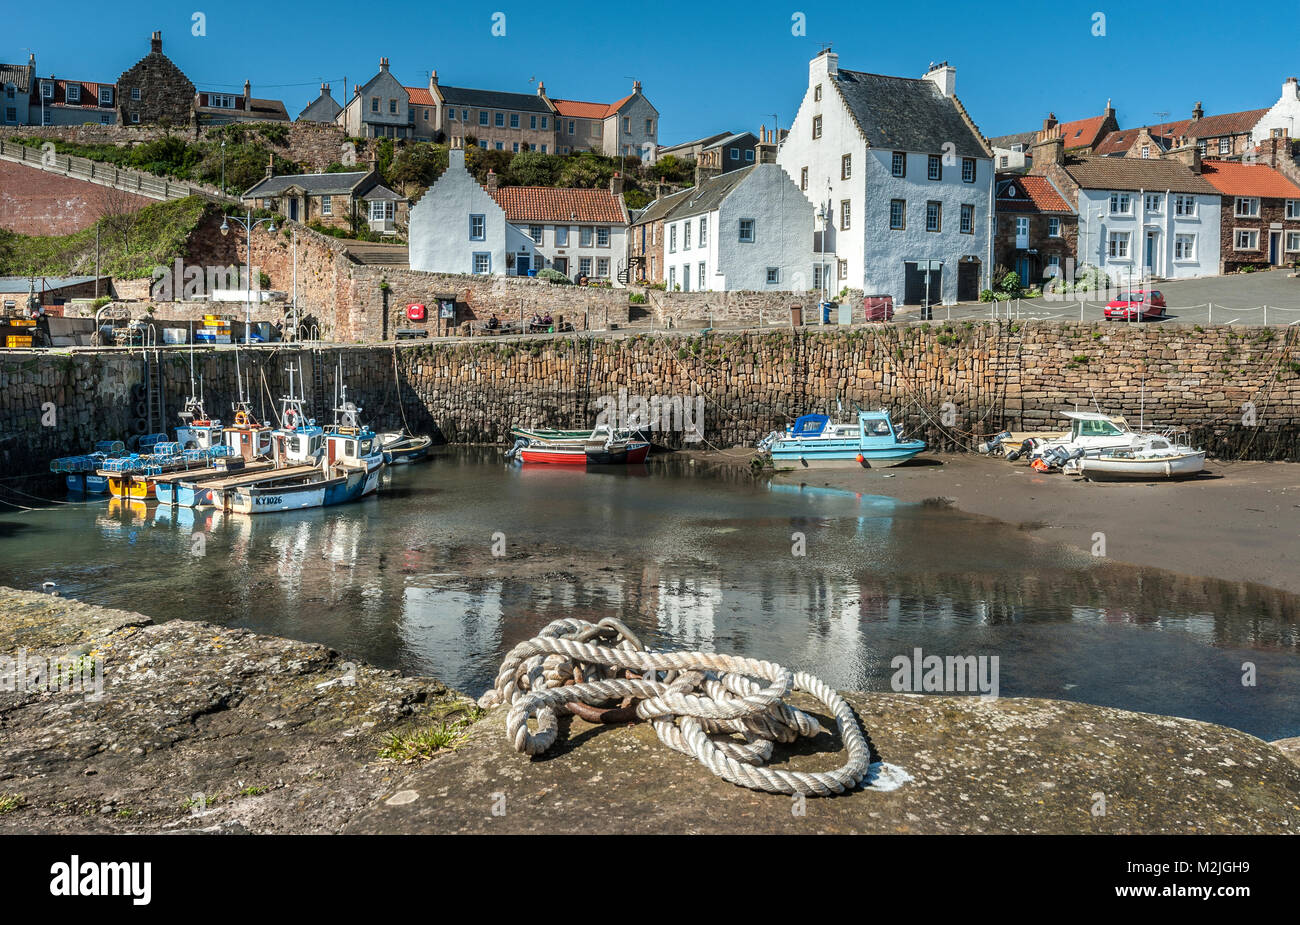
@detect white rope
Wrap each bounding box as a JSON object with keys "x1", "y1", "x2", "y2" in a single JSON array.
[{"x1": 479, "y1": 617, "x2": 873, "y2": 796}]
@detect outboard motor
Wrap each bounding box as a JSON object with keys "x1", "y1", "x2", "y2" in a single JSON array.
[
  {"x1": 503, "y1": 437, "x2": 528, "y2": 461},
  {"x1": 978, "y1": 431, "x2": 1013, "y2": 455}
]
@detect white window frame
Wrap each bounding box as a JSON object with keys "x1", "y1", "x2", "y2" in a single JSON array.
[
  {"x1": 698, "y1": 216, "x2": 707, "y2": 247},
  {"x1": 961, "y1": 157, "x2": 975, "y2": 183},
  {"x1": 1048, "y1": 216, "x2": 1061, "y2": 237},
  {"x1": 1286, "y1": 200, "x2": 1300, "y2": 220},
  {"x1": 1109, "y1": 192, "x2": 1131, "y2": 215},
  {"x1": 1285, "y1": 231, "x2": 1300, "y2": 252},
  {"x1": 1174, "y1": 195, "x2": 1197, "y2": 217},
  {"x1": 891, "y1": 152, "x2": 906, "y2": 178},
  {"x1": 840, "y1": 199, "x2": 851, "y2": 231},
  {"x1": 959, "y1": 203, "x2": 973, "y2": 234},
  {"x1": 1235, "y1": 197, "x2": 1260, "y2": 218},
  {"x1": 697, "y1": 262, "x2": 705, "y2": 289},
  {"x1": 1108, "y1": 231, "x2": 1130, "y2": 259},
  {"x1": 927, "y1": 155, "x2": 942, "y2": 181},
  {"x1": 596, "y1": 227, "x2": 610, "y2": 248},
  {"x1": 1174, "y1": 233, "x2": 1196, "y2": 261},
  {"x1": 369, "y1": 200, "x2": 394, "y2": 222},
  {"x1": 1144, "y1": 194, "x2": 1161, "y2": 214},
  {"x1": 766, "y1": 267, "x2": 779, "y2": 285},
  {"x1": 925, "y1": 201, "x2": 941, "y2": 232},
  {"x1": 598, "y1": 258, "x2": 610, "y2": 278},
  {"x1": 841, "y1": 154, "x2": 852, "y2": 180},
  {"x1": 738, "y1": 218, "x2": 755, "y2": 243},
  {"x1": 579, "y1": 226, "x2": 594, "y2": 248},
  {"x1": 472, "y1": 252, "x2": 492, "y2": 274},
  {"x1": 321, "y1": 195, "x2": 332, "y2": 216},
  {"x1": 469, "y1": 214, "x2": 486, "y2": 241},
  {"x1": 131, "y1": 87, "x2": 141, "y2": 101},
  {"x1": 66, "y1": 85, "x2": 81, "y2": 104},
  {"x1": 683, "y1": 221, "x2": 691, "y2": 250},
  {"x1": 889, "y1": 199, "x2": 906, "y2": 230},
  {"x1": 1234, "y1": 229, "x2": 1259, "y2": 251},
  {"x1": 668, "y1": 224, "x2": 676, "y2": 253},
  {"x1": 529, "y1": 224, "x2": 544, "y2": 244},
  {"x1": 555, "y1": 225, "x2": 569, "y2": 247},
  {"x1": 812, "y1": 115, "x2": 822, "y2": 139},
  {"x1": 42, "y1": 81, "x2": 53, "y2": 99}
]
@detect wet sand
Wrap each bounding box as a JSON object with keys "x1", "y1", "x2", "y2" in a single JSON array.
[{"x1": 685, "y1": 450, "x2": 1300, "y2": 595}]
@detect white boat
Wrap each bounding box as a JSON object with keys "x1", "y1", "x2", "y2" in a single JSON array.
[
  {"x1": 1019, "y1": 412, "x2": 1136, "y2": 461},
  {"x1": 1076, "y1": 434, "x2": 1206, "y2": 481},
  {"x1": 758, "y1": 410, "x2": 926, "y2": 470}
]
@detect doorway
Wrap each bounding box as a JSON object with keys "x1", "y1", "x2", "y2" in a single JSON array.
[
  {"x1": 1144, "y1": 231, "x2": 1158, "y2": 277},
  {"x1": 958, "y1": 260, "x2": 981, "y2": 302},
  {"x1": 1270, "y1": 231, "x2": 1281, "y2": 265},
  {"x1": 553, "y1": 257, "x2": 568, "y2": 277},
  {"x1": 289, "y1": 198, "x2": 299, "y2": 221},
  {"x1": 516, "y1": 254, "x2": 531, "y2": 276}
]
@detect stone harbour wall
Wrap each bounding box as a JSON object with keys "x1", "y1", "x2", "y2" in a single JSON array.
[
  {"x1": 647, "y1": 288, "x2": 866, "y2": 327},
  {"x1": 1, "y1": 321, "x2": 1298, "y2": 475}
]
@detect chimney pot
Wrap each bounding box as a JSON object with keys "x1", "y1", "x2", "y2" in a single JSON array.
[
  {"x1": 537, "y1": 80, "x2": 546, "y2": 97},
  {"x1": 486, "y1": 168, "x2": 498, "y2": 193},
  {"x1": 610, "y1": 172, "x2": 624, "y2": 196},
  {"x1": 150, "y1": 31, "x2": 162, "y2": 54}
]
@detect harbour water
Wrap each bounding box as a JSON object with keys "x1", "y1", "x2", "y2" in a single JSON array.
[{"x1": 1, "y1": 448, "x2": 1297, "y2": 739}]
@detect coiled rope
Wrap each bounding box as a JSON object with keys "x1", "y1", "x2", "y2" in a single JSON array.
[{"x1": 479, "y1": 617, "x2": 872, "y2": 796}]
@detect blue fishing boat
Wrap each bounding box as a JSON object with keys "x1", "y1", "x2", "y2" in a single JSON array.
[
  {"x1": 52, "y1": 441, "x2": 126, "y2": 494},
  {"x1": 759, "y1": 410, "x2": 925, "y2": 469}
]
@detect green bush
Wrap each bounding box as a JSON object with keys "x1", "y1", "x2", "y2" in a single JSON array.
[
  {"x1": 999, "y1": 270, "x2": 1022, "y2": 294},
  {"x1": 979, "y1": 289, "x2": 994, "y2": 302},
  {"x1": 628, "y1": 292, "x2": 647, "y2": 304},
  {"x1": 537, "y1": 267, "x2": 571, "y2": 284}
]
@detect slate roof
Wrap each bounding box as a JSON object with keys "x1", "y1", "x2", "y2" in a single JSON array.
[
  {"x1": 996, "y1": 175, "x2": 1074, "y2": 213},
  {"x1": 832, "y1": 69, "x2": 989, "y2": 158},
  {"x1": 298, "y1": 92, "x2": 341, "y2": 122},
  {"x1": 489, "y1": 186, "x2": 626, "y2": 224},
  {"x1": 242, "y1": 171, "x2": 371, "y2": 197},
  {"x1": 436, "y1": 85, "x2": 551, "y2": 113},
  {"x1": 1200, "y1": 160, "x2": 1300, "y2": 199},
  {"x1": 988, "y1": 130, "x2": 1037, "y2": 150},
  {"x1": 630, "y1": 185, "x2": 695, "y2": 224},
  {"x1": 631, "y1": 166, "x2": 760, "y2": 226},
  {"x1": 196, "y1": 95, "x2": 289, "y2": 121},
  {"x1": 657, "y1": 132, "x2": 735, "y2": 156},
  {"x1": 0, "y1": 276, "x2": 105, "y2": 293},
  {"x1": 1061, "y1": 156, "x2": 1220, "y2": 195}
]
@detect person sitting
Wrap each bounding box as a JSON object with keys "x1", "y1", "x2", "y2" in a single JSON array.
[
  {"x1": 541, "y1": 311, "x2": 553, "y2": 327},
  {"x1": 487, "y1": 313, "x2": 500, "y2": 330}
]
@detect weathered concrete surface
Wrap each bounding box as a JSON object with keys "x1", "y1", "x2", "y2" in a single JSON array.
[
  {"x1": 2, "y1": 587, "x2": 1298, "y2": 834},
  {"x1": 349, "y1": 692, "x2": 1300, "y2": 835},
  {"x1": 0, "y1": 588, "x2": 469, "y2": 834}
]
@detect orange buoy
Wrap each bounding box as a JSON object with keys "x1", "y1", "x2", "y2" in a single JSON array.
[{"x1": 856, "y1": 453, "x2": 865, "y2": 464}]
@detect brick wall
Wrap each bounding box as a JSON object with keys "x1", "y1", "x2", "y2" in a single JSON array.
[
  {"x1": 649, "y1": 289, "x2": 826, "y2": 326},
  {"x1": 0, "y1": 159, "x2": 154, "y2": 234},
  {"x1": 993, "y1": 212, "x2": 1078, "y2": 282}
]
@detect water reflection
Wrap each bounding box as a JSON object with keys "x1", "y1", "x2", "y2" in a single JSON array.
[{"x1": 2, "y1": 448, "x2": 1297, "y2": 738}]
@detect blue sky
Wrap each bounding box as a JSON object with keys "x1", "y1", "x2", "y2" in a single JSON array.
[{"x1": 6, "y1": 0, "x2": 1295, "y2": 144}]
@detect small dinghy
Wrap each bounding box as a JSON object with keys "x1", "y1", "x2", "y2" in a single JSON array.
[
  {"x1": 506, "y1": 424, "x2": 651, "y2": 465},
  {"x1": 1076, "y1": 434, "x2": 1206, "y2": 481},
  {"x1": 378, "y1": 431, "x2": 433, "y2": 465}
]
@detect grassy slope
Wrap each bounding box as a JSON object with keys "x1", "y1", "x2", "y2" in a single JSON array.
[{"x1": 0, "y1": 196, "x2": 211, "y2": 280}]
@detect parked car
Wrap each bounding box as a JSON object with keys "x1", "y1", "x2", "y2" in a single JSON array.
[{"x1": 1104, "y1": 290, "x2": 1166, "y2": 321}]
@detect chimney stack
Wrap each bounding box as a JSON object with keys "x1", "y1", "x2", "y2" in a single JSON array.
[
  {"x1": 537, "y1": 80, "x2": 546, "y2": 97},
  {"x1": 243, "y1": 80, "x2": 251, "y2": 111},
  {"x1": 810, "y1": 48, "x2": 838, "y2": 85},
  {"x1": 150, "y1": 31, "x2": 162, "y2": 54},
  {"x1": 486, "y1": 169, "x2": 499, "y2": 193},
  {"x1": 1043, "y1": 112, "x2": 1058, "y2": 133},
  {"x1": 265, "y1": 154, "x2": 274, "y2": 179},
  {"x1": 1030, "y1": 131, "x2": 1065, "y2": 168},
  {"x1": 694, "y1": 161, "x2": 722, "y2": 189},
  {"x1": 633, "y1": 79, "x2": 641, "y2": 94},
  {"x1": 924, "y1": 60, "x2": 956, "y2": 98},
  {"x1": 430, "y1": 69, "x2": 438, "y2": 89},
  {"x1": 1192, "y1": 101, "x2": 1204, "y2": 122},
  {"x1": 610, "y1": 172, "x2": 624, "y2": 196},
  {"x1": 1172, "y1": 145, "x2": 1202, "y2": 173},
  {"x1": 755, "y1": 125, "x2": 777, "y2": 164},
  {"x1": 379, "y1": 57, "x2": 389, "y2": 73}
]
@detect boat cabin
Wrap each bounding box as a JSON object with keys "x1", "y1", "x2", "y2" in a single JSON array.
[
  {"x1": 325, "y1": 428, "x2": 379, "y2": 467},
  {"x1": 275, "y1": 427, "x2": 325, "y2": 466},
  {"x1": 224, "y1": 415, "x2": 273, "y2": 460},
  {"x1": 1063, "y1": 412, "x2": 1131, "y2": 442}
]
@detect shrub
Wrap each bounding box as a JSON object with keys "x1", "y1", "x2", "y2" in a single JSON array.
[
  {"x1": 999, "y1": 270, "x2": 1022, "y2": 294},
  {"x1": 628, "y1": 292, "x2": 647, "y2": 304},
  {"x1": 537, "y1": 267, "x2": 571, "y2": 284},
  {"x1": 979, "y1": 288, "x2": 994, "y2": 302}
]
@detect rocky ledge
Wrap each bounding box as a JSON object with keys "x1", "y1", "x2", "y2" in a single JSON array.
[{"x1": 1, "y1": 588, "x2": 1297, "y2": 834}]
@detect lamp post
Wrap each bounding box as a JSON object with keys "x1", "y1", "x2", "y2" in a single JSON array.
[
  {"x1": 220, "y1": 140, "x2": 226, "y2": 195},
  {"x1": 220, "y1": 211, "x2": 276, "y2": 344}
]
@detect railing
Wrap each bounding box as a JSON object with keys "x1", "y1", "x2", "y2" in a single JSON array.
[{"x1": 0, "y1": 138, "x2": 236, "y2": 204}]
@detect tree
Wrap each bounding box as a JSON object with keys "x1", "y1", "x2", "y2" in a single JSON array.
[
  {"x1": 504, "y1": 150, "x2": 562, "y2": 186},
  {"x1": 559, "y1": 154, "x2": 605, "y2": 188}
]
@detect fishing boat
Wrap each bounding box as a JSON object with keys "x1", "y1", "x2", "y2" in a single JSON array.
[
  {"x1": 1011, "y1": 412, "x2": 1137, "y2": 463},
  {"x1": 377, "y1": 431, "x2": 433, "y2": 465},
  {"x1": 98, "y1": 437, "x2": 196, "y2": 499},
  {"x1": 52, "y1": 440, "x2": 125, "y2": 494},
  {"x1": 758, "y1": 410, "x2": 925, "y2": 469},
  {"x1": 1076, "y1": 434, "x2": 1206, "y2": 481},
  {"x1": 173, "y1": 342, "x2": 223, "y2": 451},
  {"x1": 506, "y1": 424, "x2": 651, "y2": 465},
  {"x1": 320, "y1": 358, "x2": 386, "y2": 496},
  {"x1": 154, "y1": 455, "x2": 274, "y2": 506}
]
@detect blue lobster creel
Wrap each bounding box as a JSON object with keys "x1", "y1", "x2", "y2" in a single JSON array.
[
  {"x1": 207, "y1": 445, "x2": 233, "y2": 458},
  {"x1": 153, "y1": 441, "x2": 183, "y2": 457},
  {"x1": 94, "y1": 440, "x2": 126, "y2": 456},
  {"x1": 137, "y1": 433, "x2": 169, "y2": 449}
]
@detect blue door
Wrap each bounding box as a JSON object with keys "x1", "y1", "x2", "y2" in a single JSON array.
[
  {"x1": 516, "y1": 255, "x2": 530, "y2": 276},
  {"x1": 1015, "y1": 258, "x2": 1031, "y2": 287}
]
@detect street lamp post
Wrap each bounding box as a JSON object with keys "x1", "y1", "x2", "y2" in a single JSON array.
[
  {"x1": 220, "y1": 140, "x2": 226, "y2": 195},
  {"x1": 220, "y1": 211, "x2": 277, "y2": 344}
]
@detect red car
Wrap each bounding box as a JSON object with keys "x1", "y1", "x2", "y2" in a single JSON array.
[{"x1": 1104, "y1": 290, "x2": 1167, "y2": 321}]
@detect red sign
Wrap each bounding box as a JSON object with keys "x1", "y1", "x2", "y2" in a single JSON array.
[{"x1": 406, "y1": 303, "x2": 426, "y2": 321}]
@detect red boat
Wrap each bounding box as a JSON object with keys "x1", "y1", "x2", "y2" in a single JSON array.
[{"x1": 507, "y1": 425, "x2": 651, "y2": 465}]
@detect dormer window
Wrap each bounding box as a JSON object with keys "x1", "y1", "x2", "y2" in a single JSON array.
[
  {"x1": 99, "y1": 87, "x2": 113, "y2": 106},
  {"x1": 66, "y1": 85, "x2": 80, "y2": 104}
]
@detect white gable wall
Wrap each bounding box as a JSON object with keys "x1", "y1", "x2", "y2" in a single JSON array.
[
  {"x1": 1075, "y1": 188, "x2": 1221, "y2": 282},
  {"x1": 1251, "y1": 78, "x2": 1300, "y2": 145},
  {"x1": 409, "y1": 150, "x2": 509, "y2": 275},
  {"x1": 716, "y1": 166, "x2": 815, "y2": 291}
]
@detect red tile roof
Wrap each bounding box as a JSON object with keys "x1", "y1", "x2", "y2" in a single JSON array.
[
  {"x1": 1055, "y1": 115, "x2": 1109, "y2": 149},
  {"x1": 550, "y1": 95, "x2": 633, "y2": 119},
  {"x1": 1094, "y1": 108, "x2": 1269, "y2": 156},
  {"x1": 998, "y1": 174, "x2": 1071, "y2": 211},
  {"x1": 404, "y1": 86, "x2": 435, "y2": 106},
  {"x1": 1200, "y1": 160, "x2": 1300, "y2": 198},
  {"x1": 489, "y1": 186, "x2": 626, "y2": 224}
]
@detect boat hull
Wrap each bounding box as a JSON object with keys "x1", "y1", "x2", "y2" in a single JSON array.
[
  {"x1": 381, "y1": 435, "x2": 432, "y2": 465},
  {"x1": 519, "y1": 442, "x2": 651, "y2": 465},
  {"x1": 66, "y1": 473, "x2": 109, "y2": 495},
  {"x1": 770, "y1": 447, "x2": 925, "y2": 470},
  {"x1": 227, "y1": 479, "x2": 336, "y2": 514},
  {"x1": 1079, "y1": 452, "x2": 1206, "y2": 481}
]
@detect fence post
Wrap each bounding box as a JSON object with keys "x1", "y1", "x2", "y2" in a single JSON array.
[
  {"x1": 1208, "y1": 302, "x2": 1213, "y2": 325},
  {"x1": 1264, "y1": 304, "x2": 1269, "y2": 326}
]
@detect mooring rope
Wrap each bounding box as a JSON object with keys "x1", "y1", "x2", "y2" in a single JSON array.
[{"x1": 479, "y1": 617, "x2": 872, "y2": 796}]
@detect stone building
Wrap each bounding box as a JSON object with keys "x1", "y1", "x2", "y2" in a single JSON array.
[
  {"x1": 241, "y1": 160, "x2": 406, "y2": 234},
  {"x1": 116, "y1": 31, "x2": 195, "y2": 126},
  {"x1": 336, "y1": 58, "x2": 413, "y2": 139},
  {"x1": 430, "y1": 75, "x2": 556, "y2": 153},
  {"x1": 1, "y1": 56, "x2": 35, "y2": 126},
  {"x1": 298, "y1": 83, "x2": 342, "y2": 123},
  {"x1": 989, "y1": 107, "x2": 1118, "y2": 171},
  {"x1": 993, "y1": 173, "x2": 1077, "y2": 286},
  {"x1": 550, "y1": 81, "x2": 658, "y2": 159},
  {"x1": 195, "y1": 80, "x2": 288, "y2": 126},
  {"x1": 1199, "y1": 160, "x2": 1300, "y2": 272}
]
